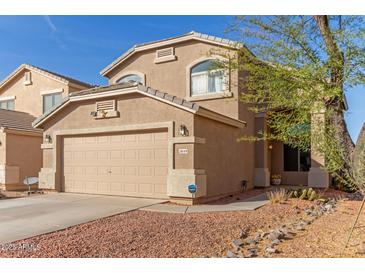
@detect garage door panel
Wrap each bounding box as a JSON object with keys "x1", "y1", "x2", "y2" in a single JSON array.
[{"x1": 63, "y1": 130, "x2": 168, "y2": 198}]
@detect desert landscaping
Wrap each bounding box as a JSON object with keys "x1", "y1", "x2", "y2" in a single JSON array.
[{"x1": 0, "y1": 189, "x2": 364, "y2": 258}]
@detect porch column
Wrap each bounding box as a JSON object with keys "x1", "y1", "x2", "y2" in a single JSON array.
[
  {"x1": 254, "y1": 113, "x2": 270, "y2": 187},
  {"x1": 308, "y1": 108, "x2": 330, "y2": 188}
]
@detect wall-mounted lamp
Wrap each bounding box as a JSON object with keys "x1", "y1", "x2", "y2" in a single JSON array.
[
  {"x1": 45, "y1": 134, "x2": 52, "y2": 144},
  {"x1": 268, "y1": 144, "x2": 273, "y2": 150},
  {"x1": 179, "y1": 124, "x2": 189, "y2": 137}
]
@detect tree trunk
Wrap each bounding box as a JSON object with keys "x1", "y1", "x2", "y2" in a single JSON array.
[{"x1": 314, "y1": 16, "x2": 355, "y2": 177}]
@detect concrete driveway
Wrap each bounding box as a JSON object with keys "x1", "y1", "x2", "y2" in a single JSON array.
[{"x1": 0, "y1": 193, "x2": 166, "y2": 244}]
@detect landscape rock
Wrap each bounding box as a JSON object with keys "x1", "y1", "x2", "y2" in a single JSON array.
[
  {"x1": 245, "y1": 248, "x2": 258, "y2": 258},
  {"x1": 226, "y1": 250, "x2": 238, "y2": 258},
  {"x1": 231, "y1": 239, "x2": 244, "y2": 251},
  {"x1": 265, "y1": 247, "x2": 278, "y2": 254},
  {"x1": 239, "y1": 229, "x2": 248, "y2": 239}
]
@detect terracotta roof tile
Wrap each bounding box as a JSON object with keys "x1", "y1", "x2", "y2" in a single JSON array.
[{"x1": 0, "y1": 109, "x2": 41, "y2": 133}]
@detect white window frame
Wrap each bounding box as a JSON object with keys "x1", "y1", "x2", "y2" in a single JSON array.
[
  {"x1": 114, "y1": 71, "x2": 146, "y2": 85},
  {"x1": 186, "y1": 56, "x2": 232, "y2": 101},
  {"x1": 40, "y1": 88, "x2": 64, "y2": 96},
  {"x1": 0, "y1": 96, "x2": 16, "y2": 110},
  {"x1": 42, "y1": 92, "x2": 63, "y2": 114}
]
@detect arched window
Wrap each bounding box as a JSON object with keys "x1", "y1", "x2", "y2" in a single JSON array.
[
  {"x1": 116, "y1": 74, "x2": 143, "y2": 84},
  {"x1": 190, "y1": 60, "x2": 225, "y2": 96}
]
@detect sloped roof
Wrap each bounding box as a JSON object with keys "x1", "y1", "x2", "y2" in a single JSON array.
[
  {"x1": 100, "y1": 31, "x2": 245, "y2": 76},
  {"x1": 33, "y1": 82, "x2": 246, "y2": 129},
  {"x1": 0, "y1": 64, "x2": 95, "y2": 90},
  {"x1": 0, "y1": 109, "x2": 41, "y2": 133}
]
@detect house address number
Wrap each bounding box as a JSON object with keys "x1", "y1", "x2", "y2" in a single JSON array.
[{"x1": 178, "y1": 148, "x2": 189, "y2": 155}]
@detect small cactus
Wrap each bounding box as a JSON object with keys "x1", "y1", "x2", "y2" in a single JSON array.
[
  {"x1": 299, "y1": 189, "x2": 308, "y2": 199},
  {"x1": 308, "y1": 190, "x2": 317, "y2": 201}
]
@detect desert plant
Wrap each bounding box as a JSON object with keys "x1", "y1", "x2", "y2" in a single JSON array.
[
  {"x1": 266, "y1": 188, "x2": 289, "y2": 204},
  {"x1": 289, "y1": 187, "x2": 321, "y2": 201}
]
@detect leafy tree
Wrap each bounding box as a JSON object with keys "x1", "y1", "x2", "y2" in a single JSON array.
[{"x1": 224, "y1": 16, "x2": 365, "y2": 190}]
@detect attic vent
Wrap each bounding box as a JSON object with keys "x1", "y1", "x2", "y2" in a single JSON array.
[
  {"x1": 96, "y1": 100, "x2": 115, "y2": 112},
  {"x1": 155, "y1": 47, "x2": 177, "y2": 64},
  {"x1": 24, "y1": 71, "x2": 32, "y2": 86},
  {"x1": 93, "y1": 100, "x2": 119, "y2": 119},
  {"x1": 157, "y1": 47, "x2": 174, "y2": 58}
]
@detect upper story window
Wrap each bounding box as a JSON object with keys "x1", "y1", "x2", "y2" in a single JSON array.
[
  {"x1": 43, "y1": 92, "x2": 62, "y2": 113},
  {"x1": 0, "y1": 99, "x2": 15, "y2": 110},
  {"x1": 190, "y1": 60, "x2": 225, "y2": 96},
  {"x1": 116, "y1": 74, "x2": 143, "y2": 84}
]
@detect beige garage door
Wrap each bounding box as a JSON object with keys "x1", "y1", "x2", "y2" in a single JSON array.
[{"x1": 62, "y1": 130, "x2": 168, "y2": 198}]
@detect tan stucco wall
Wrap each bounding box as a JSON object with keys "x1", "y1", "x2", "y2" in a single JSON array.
[
  {"x1": 0, "y1": 69, "x2": 87, "y2": 117},
  {"x1": 106, "y1": 40, "x2": 240, "y2": 119},
  {"x1": 40, "y1": 93, "x2": 195, "y2": 191},
  {"x1": 270, "y1": 141, "x2": 308, "y2": 186},
  {"x1": 0, "y1": 132, "x2": 6, "y2": 164},
  {"x1": 194, "y1": 115, "x2": 253, "y2": 197},
  {"x1": 2, "y1": 131, "x2": 42, "y2": 190},
  {"x1": 42, "y1": 94, "x2": 194, "y2": 137}
]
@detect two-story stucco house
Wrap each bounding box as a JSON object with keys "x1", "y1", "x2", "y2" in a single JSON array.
[
  {"x1": 32, "y1": 32, "x2": 330, "y2": 204},
  {"x1": 0, "y1": 64, "x2": 93, "y2": 190}
]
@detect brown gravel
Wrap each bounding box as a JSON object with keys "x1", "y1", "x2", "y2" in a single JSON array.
[
  {"x1": 0, "y1": 199, "x2": 308, "y2": 258},
  {"x1": 270, "y1": 199, "x2": 365, "y2": 258},
  {"x1": 0, "y1": 189, "x2": 363, "y2": 258}
]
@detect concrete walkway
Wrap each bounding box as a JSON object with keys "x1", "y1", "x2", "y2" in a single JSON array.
[
  {"x1": 141, "y1": 193, "x2": 269, "y2": 214},
  {"x1": 0, "y1": 193, "x2": 166, "y2": 244}
]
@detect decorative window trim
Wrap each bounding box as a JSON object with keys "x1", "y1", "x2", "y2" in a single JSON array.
[
  {"x1": 24, "y1": 71, "x2": 32, "y2": 86},
  {"x1": 113, "y1": 71, "x2": 146, "y2": 85},
  {"x1": 154, "y1": 47, "x2": 177, "y2": 64},
  {"x1": 40, "y1": 88, "x2": 64, "y2": 96},
  {"x1": 0, "y1": 95, "x2": 16, "y2": 102},
  {"x1": 185, "y1": 56, "x2": 230, "y2": 101}
]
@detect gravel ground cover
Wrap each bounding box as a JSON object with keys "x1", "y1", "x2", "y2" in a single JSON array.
[
  {"x1": 0, "y1": 199, "x2": 307, "y2": 258},
  {"x1": 0, "y1": 188, "x2": 363, "y2": 258},
  {"x1": 271, "y1": 199, "x2": 365, "y2": 258}
]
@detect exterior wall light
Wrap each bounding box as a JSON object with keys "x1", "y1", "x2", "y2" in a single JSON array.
[
  {"x1": 268, "y1": 144, "x2": 273, "y2": 150},
  {"x1": 45, "y1": 134, "x2": 52, "y2": 144},
  {"x1": 179, "y1": 124, "x2": 189, "y2": 137}
]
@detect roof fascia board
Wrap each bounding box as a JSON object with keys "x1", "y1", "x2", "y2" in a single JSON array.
[
  {"x1": 196, "y1": 108, "x2": 247, "y2": 128},
  {"x1": 101, "y1": 35, "x2": 240, "y2": 76},
  {"x1": 2, "y1": 128, "x2": 42, "y2": 136},
  {"x1": 70, "y1": 87, "x2": 197, "y2": 114},
  {"x1": 0, "y1": 65, "x2": 68, "y2": 90}
]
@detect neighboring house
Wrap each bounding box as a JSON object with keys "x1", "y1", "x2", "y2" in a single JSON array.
[
  {"x1": 0, "y1": 64, "x2": 93, "y2": 190},
  {"x1": 33, "y1": 32, "x2": 330, "y2": 204}
]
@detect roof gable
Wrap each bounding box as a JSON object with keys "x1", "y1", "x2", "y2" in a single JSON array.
[
  {"x1": 100, "y1": 31, "x2": 244, "y2": 77},
  {"x1": 0, "y1": 64, "x2": 94, "y2": 91},
  {"x1": 33, "y1": 83, "x2": 246, "y2": 129}
]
